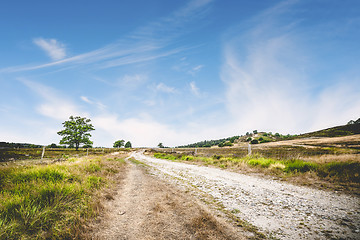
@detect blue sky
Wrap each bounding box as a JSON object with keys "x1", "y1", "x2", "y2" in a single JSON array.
[{"x1": 1, "y1": 0, "x2": 359, "y2": 147}]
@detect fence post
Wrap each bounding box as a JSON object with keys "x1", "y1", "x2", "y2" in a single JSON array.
[
  {"x1": 41, "y1": 146, "x2": 46, "y2": 161},
  {"x1": 248, "y1": 144, "x2": 252, "y2": 156}
]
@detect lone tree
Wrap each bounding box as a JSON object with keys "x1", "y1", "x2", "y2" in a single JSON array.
[
  {"x1": 124, "y1": 141, "x2": 132, "y2": 148},
  {"x1": 158, "y1": 142, "x2": 164, "y2": 148},
  {"x1": 113, "y1": 140, "x2": 125, "y2": 148},
  {"x1": 57, "y1": 116, "x2": 95, "y2": 150}
]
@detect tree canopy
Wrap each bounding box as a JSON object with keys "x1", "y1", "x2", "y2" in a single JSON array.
[
  {"x1": 57, "y1": 116, "x2": 95, "y2": 150},
  {"x1": 124, "y1": 141, "x2": 132, "y2": 148},
  {"x1": 113, "y1": 140, "x2": 125, "y2": 148}
]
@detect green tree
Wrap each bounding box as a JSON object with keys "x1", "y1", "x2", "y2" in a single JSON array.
[
  {"x1": 158, "y1": 143, "x2": 164, "y2": 148},
  {"x1": 57, "y1": 116, "x2": 95, "y2": 151},
  {"x1": 125, "y1": 141, "x2": 132, "y2": 148},
  {"x1": 113, "y1": 140, "x2": 125, "y2": 148}
]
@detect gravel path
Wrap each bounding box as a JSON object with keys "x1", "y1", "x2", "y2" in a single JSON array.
[{"x1": 131, "y1": 151, "x2": 360, "y2": 239}]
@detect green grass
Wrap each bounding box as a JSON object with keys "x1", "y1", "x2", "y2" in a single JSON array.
[
  {"x1": 153, "y1": 153, "x2": 360, "y2": 184},
  {"x1": 0, "y1": 155, "x2": 126, "y2": 239}
]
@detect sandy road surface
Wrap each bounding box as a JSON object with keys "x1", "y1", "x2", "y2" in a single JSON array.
[
  {"x1": 131, "y1": 151, "x2": 360, "y2": 240},
  {"x1": 93, "y1": 157, "x2": 245, "y2": 240}
]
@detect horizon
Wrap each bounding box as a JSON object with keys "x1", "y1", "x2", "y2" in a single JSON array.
[{"x1": 1, "y1": 0, "x2": 360, "y2": 147}]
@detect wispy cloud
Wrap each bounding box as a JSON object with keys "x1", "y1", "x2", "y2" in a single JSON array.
[
  {"x1": 221, "y1": 0, "x2": 360, "y2": 134},
  {"x1": 189, "y1": 81, "x2": 200, "y2": 96},
  {"x1": 155, "y1": 83, "x2": 177, "y2": 94},
  {"x1": 1, "y1": 0, "x2": 213, "y2": 74},
  {"x1": 80, "y1": 96, "x2": 107, "y2": 110},
  {"x1": 33, "y1": 38, "x2": 67, "y2": 61},
  {"x1": 20, "y1": 79, "x2": 86, "y2": 120}
]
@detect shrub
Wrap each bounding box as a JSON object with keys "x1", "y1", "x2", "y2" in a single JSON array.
[
  {"x1": 284, "y1": 160, "x2": 317, "y2": 173},
  {"x1": 250, "y1": 139, "x2": 259, "y2": 144}
]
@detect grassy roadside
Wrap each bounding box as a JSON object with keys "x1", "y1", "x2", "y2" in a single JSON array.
[
  {"x1": 0, "y1": 154, "x2": 126, "y2": 239},
  {"x1": 153, "y1": 152, "x2": 360, "y2": 194}
]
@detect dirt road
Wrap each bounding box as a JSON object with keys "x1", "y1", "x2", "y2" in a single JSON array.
[
  {"x1": 131, "y1": 151, "x2": 360, "y2": 240},
  {"x1": 93, "y1": 156, "x2": 245, "y2": 240}
]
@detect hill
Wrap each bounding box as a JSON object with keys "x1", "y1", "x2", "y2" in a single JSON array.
[
  {"x1": 175, "y1": 120, "x2": 360, "y2": 148},
  {"x1": 296, "y1": 122, "x2": 360, "y2": 138}
]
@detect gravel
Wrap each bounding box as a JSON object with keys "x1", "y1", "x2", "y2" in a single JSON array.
[{"x1": 131, "y1": 151, "x2": 360, "y2": 239}]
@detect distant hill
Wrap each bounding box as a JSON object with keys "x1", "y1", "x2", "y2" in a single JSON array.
[
  {"x1": 176, "y1": 119, "x2": 360, "y2": 148},
  {"x1": 297, "y1": 122, "x2": 360, "y2": 138},
  {"x1": 0, "y1": 142, "x2": 43, "y2": 149}
]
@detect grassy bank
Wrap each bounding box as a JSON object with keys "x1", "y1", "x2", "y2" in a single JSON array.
[
  {"x1": 153, "y1": 153, "x2": 360, "y2": 193},
  {"x1": 0, "y1": 154, "x2": 126, "y2": 239}
]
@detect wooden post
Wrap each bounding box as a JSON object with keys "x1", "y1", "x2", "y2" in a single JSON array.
[
  {"x1": 41, "y1": 146, "x2": 46, "y2": 160},
  {"x1": 248, "y1": 144, "x2": 252, "y2": 156}
]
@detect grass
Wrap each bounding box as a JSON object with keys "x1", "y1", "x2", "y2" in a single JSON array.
[
  {"x1": 0, "y1": 155, "x2": 126, "y2": 239},
  {"x1": 0, "y1": 148, "x2": 129, "y2": 162},
  {"x1": 153, "y1": 152, "x2": 360, "y2": 188}
]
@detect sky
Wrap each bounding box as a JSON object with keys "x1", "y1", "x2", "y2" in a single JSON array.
[{"x1": 0, "y1": 0, "x2": 359, "y2": 147}]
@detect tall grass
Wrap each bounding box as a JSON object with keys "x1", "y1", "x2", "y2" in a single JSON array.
[
  {"x1": 153, "y1": 153, "x2": 360, "y2": 184},
  {"x1": 0, "y1": 155, "x2": 126, "y2": 239}
]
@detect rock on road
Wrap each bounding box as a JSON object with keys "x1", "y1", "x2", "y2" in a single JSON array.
[{"x1": 131, "y1": 151, "x2": 360, "y2": 239}]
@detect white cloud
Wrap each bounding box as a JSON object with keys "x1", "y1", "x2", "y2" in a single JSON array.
[
  {"x1": 155, "y1": 83, "x2": 176, "y2": 93},
  {"x1": 80, "y1": 96, "x2": 107, "y2": 110},
  {"x1": 220, "y1": 1, "x2": 360, "y2": 134},
  {"x1": 92, "y1": 113, "x2": 231, "y2": 147},
  {"x1": 21, "y1": 79, "x2": 86, "y2": 120},
  {"x1": 33, "y1": 38, "x2": 67, "y2": 61},
  {"x1": 80, "y1": 96, "x2": 92, "y2": 104},
  {"x1": 189, "y1": 81, "x2": 200, "y2": 96}
]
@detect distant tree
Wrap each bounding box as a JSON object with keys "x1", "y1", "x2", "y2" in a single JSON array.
[
  {"x1": 158, "y1": 143, "x2": 164, "y2": 148},
  {"x1": 250, "y1": 139, "x2": 259, "y2": 144},
  {"x1": 348, "y1": 118, "x2": 360, "y2": 125},
  {"x1": 48, "y1": 143, "x2": 58, "y2": 148},
  {"x1": 57, "y1": 116, "x2": 95, "y2": 151},
  {"x1": 125, "y1": 141, "x2": 132, "y2": 148},
  {"x1": 253, "y1": 130, "x2": 258, "y2": 134},
  {"x1": 113, "y1": 140, "x2": 125, "y2": 148}
]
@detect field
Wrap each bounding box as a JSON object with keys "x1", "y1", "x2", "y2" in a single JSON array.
[
  {"x1": 0, "y1": 148, "x2": 126, "y2": 163},
  {"x1": 151, "y1": 135, "x2": 360, "y2": 195},
  {"x1": 0, "y1": 150, "x2": 128, "y2": 239}
]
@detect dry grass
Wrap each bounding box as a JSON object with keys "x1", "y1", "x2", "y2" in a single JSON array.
[
  {"x1": 0, "y1": 154, "x2": 127, "y2": 239},
  {"x1": 304, "y1": 154, "x2": 360, "y2": 164}
]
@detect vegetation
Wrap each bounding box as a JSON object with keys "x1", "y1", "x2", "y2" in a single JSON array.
[
  {"x1": 113, "y1": 140, "x2": 125, "y2": 148},
  {"x1": 153, "y1": 152, "x2": 360, "y2": 191},
  {"x1": 0, "y1": 154, "x2": 126, "y2": 239},
  {"x1": 124, "y1": 141, "x2": 132, "y2": 148},
  {"x1": 177, "y1": 136, "x2": 240, "y2": 148},
  {"x1": 347, "y1": 117, "x2": 360, "y2": 125},
  {"x1": 0, "y1": 148, "x2": 124, "y2": 162},
  {"x1": 297, "y1": 122, "x2": 360, "y2": 138},
  {"x1": 57, "y1": 116, "x2": 95, "y2": 151},
  {"x1": 0, "y1": 142, "x2": 43, "y2": 149},
  {"x1": 158, "y1": 143, "x2": 164, "y2": 148}
]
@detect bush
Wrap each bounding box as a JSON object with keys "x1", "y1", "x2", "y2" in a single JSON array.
[
  {"x1": 284, "y1": 160, "x2": 317, "y2": 173},
  {"x1": 250, "y1": 139, "x2": 259, "y2": 144}
]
